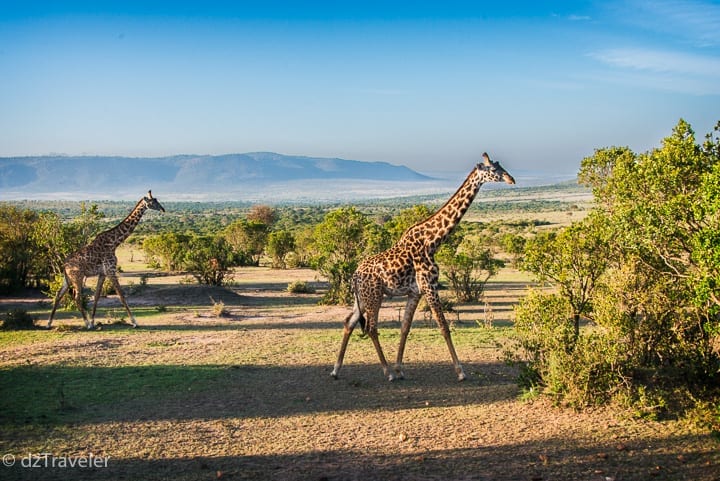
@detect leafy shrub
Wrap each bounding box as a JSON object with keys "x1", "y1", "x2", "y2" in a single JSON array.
[
  {"x1": 514, "y1": 290, "x2": 632, "y2": 408},
  {"x1": 44, "y1": 274, "x2": 87, "y2": 312},
  {"x1": 1, "y1": 309, "x2": 36, "y2": 330},
  {"x1": 287, "y1": 280, "x2": 315, "y2": 294}
]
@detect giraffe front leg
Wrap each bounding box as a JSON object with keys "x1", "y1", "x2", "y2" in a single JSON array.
[
  {"x1": 425, "y1": 289, "x2": 466, "y2": 381},
  {"x1": 369, "y1": 330, "x2": 395, "y2": 381},
  {"x1": 109, "y1": 275, "x2": 137, "y2": 327}
]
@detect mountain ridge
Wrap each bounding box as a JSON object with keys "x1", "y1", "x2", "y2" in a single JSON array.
[{"x1": 0, "y1": 152, "x2": 435, "y2": 199}]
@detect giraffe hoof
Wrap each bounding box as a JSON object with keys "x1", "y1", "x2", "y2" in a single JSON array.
[
  {"x1": 387, "y1": 373, "x2": 396, "y2": 382},
  {"x1": 457, "y1": 372, "x2": 467, "y2": 382},
  {"x1": 330, "y1": 371, "x2": 339, "y2": 380}
]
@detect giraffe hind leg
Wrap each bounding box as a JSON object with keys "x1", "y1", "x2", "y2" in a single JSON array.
[
  {"x1": 331, "y1": 305, "x2": 363, "y2": 379},
  {"x1": 47, "y1": 275, "x2": 70, "y2": 328},
  {"x1": 89, "y1": 275, "x2": 105, "y2": 330},
  {"x1": 71, "y1": 279, "x2": 93, "y2": 329},
  {"x1": 394, "y1": 293, "x2": 421, "y2": 380}
]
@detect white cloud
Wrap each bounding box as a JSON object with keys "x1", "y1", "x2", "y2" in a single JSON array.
[{"x1": 592, "y1": 47, "x2": 720, "y2": 77}]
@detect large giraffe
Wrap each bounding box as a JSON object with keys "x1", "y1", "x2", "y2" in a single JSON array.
[
  {"x1": 331, "y1": 153, "x2": 515, "y2": 381},
  {"x1": 47, "y1": 191, "x2": 165, "y2": 329}
]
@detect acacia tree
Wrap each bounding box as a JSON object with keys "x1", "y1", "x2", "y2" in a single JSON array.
[
  {"x1": 0, "y1": 206, "x2": 38, "y2": 292},
  {"x1": 516, "y1": 119, "x2": 720, "y2": 409},
  {"x1": 183, "y1": 235, "x2": 234, "y2": 285},
  {"x1": 266, "y1": 230, "x2": 295, "y2": 269},
  {"x1": 383, "y1": 205, "x2": 433, "y2": 243},
  {"x1": 436, "y1": 236, "x2": 503, "y2": 302},
  {"x1": 143, "y1": 232, "x2": 192, "y2": 271},
  {"x1": 247, "y1": 205, "x2": 277, "y2": 226},
  {"x1": 579, "y1": 119, "x2": 720, "y2": 363},
  {"x1": 522, "y1": 213, "x2": 611, "y2": 339},
  {"x1": 310, "y1": 207, "x2": 372, "y2": 304},
  {"x1": 224, "y1": 219, "x2": 269, "y2": 266}
]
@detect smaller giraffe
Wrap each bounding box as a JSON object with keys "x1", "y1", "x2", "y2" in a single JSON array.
[
  {"x1": 331, "y1": 153, "x2": 515, "y2": 381},
  {"x1": 47, "y1": 191, "x2": 165, "y2": 329}
]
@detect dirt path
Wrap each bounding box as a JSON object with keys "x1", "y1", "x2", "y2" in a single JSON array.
[{"x1": 1, "y1": 270, "x2": 718, "y2": 481}]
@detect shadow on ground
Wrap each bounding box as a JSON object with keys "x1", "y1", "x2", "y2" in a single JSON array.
[
  {"x1": 2, "y1": 433, "x2": 717, "y2": 481},
  {"x1": 0, "y1": 362, "x2": 518, "y2": 426}
]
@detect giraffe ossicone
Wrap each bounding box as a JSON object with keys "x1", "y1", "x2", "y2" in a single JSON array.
[
  {"x1": 331, "y1": 154, "x2": 515, "y2": 381},
  {"x1": 47, "y1": 191, "x2": 165, "y2": 329}
]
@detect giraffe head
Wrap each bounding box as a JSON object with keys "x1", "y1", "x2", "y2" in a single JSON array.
[
  {"x1": 478, "y1": 152, "x2": 515, "y2": 185},
  {"x1": 142, "y1": 190, "x2": 166, "y2": 212}
]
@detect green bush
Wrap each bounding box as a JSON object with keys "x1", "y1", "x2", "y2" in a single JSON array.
[
  {"x1": 44, "y1": 274, "x2": 87, "y2": 312},
  {"x1": 287, "y1": 281, "x2": 315, "y2": 294},
  {"x1": 513, "y1": 290, "x2": 628, "y2": 407},
  {"x1": 2, "y1": 309, "x2": 36, "y2": 330}
]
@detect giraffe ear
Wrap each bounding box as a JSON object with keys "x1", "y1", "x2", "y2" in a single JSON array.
[
  {"x1": 482, "y1": 153, "x2": 492, "y2": 166},
  {"x1": 147, "y1": 190, "x2": 153, "y2": 199}
]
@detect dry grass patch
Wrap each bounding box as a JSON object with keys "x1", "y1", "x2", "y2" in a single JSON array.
[{"x1": 1, "y1": 267, "x2": 718, "y2": 481}]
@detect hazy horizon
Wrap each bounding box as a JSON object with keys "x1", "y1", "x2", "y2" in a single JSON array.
[{"x1": 1, "y1": 1, "x2": 719, "y2": 176}]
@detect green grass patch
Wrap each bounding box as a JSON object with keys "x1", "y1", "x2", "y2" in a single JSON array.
[
  {"x1": 0, "y1": 329, "x2": 67, "y2": 349},
  {"x1": 0, "y1": 364, "x2": 230, "y2": 426}
]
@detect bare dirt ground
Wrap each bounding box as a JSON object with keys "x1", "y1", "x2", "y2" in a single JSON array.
[{"x1": 1, "y1": 266, "x2": 719, "y2": 481}]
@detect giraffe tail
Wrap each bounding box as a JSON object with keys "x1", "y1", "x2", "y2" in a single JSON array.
[
  {"x1": 357, "y1": 310, "x2": 367, "y2": 334},
  {"x1": 350, "y1": 276, "x2": 367, "y2": 334}
]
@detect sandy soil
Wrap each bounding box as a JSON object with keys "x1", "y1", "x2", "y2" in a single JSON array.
[{"x1": 1, "y1": 268, "x2": 718, "y2": 481}]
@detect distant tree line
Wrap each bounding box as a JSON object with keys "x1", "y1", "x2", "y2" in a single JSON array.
[{"x1": 2, "y1": 192, "x2": 525, "y2": 307}]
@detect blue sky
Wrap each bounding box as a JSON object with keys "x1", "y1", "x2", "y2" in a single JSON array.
[{"x1": 1, "y1": 1, "x2": 719, "y2": 174}]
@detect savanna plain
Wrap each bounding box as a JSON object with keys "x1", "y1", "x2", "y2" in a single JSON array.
[{"x1": 1, "y1": 188, "x2": 718, "y2": 481}]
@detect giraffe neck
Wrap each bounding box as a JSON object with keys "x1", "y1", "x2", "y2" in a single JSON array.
[
  {"x1": 100, "y1": 199, "x2": 148, "y2": 249},
  {"x1": 412, "y1": 168, "x2": 484, "y2": 252}
]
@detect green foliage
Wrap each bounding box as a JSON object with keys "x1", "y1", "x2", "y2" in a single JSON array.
[
  {"x1": 183, "y1": 236, "x2": 234, "y2": 286},
  {"x1": 0, "y1": 205, "x2": 38, "y2": 292},
  {"x1": 522, "y1": 213, "x2": 610, "y2": 338},
  {"x1": 310, "y1": 207, "x2": 372, "y2": 304},
  {"x1": 501, "y1": 233, "x2": 526, "y2": 267},
  {"x1": 436, "y1": 236, "x2": 503, "y2": 302},
  {"x1": 518, "y1": 118, "x2": 720, "y2": 412},
  {"x1": 224, "y1": 219, "x2": 269, "y2": 266},
  {"x1": 287, "y1": 280, "x2": 315, "y2": 294},
  {"x1": 266, "y1": 230, "x2": 296, "y2": 269},
  {"x1": 383, "y1": 205, "x2": 433, "y2": 243},
  {"x1": 142, "y1": 232, "x2": 191, "y2": 271},
  {"x1": 29, "y1": 203, "x2": 104, "y2": 289},
  {"x1": 1, "y1": 308, "x2": 36, "y2": 330},
  {"x1": 513, "y1": 290, "x2": 627, "y2": 407}
]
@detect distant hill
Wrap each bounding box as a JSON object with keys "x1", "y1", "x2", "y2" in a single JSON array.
[{"x1": 0, "y1": 152, "x2": 435, "y2": 200}]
